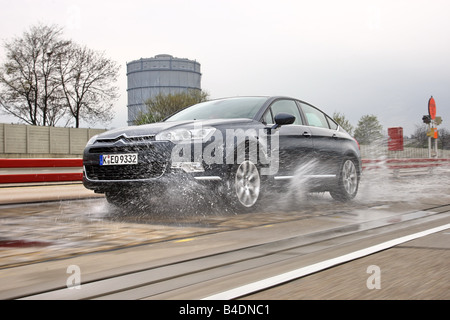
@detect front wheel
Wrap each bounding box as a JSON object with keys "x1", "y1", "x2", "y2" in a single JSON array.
[
  {"x1": 224, "y1": 160, "x2": 263, "y2": 212},
  {"x1": 105, "y1": 190, "x2": 129, "y2": 208},
  {"x1": 105, "y1": 189, "x2": 147, "y2": 209},
  {"x1": 234, "y1": 160, "x2": 261, "y2": 208},
  {"x1": 330, "y1": 158, "x2": 359, "y2": 202}
]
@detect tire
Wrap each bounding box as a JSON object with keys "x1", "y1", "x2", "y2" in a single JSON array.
[
  {"x1": 226, "y1": 160, "x2": 263, "y2": 212},
  {"x1": 105, "y1": 189, "x2": 141, "y2": 208},
  {"x1": 330, "y1": 158, "x2": 359, "y2": 202},
  {"x1": 105, "y1": 190, "x2": 128, "y2": 207}
]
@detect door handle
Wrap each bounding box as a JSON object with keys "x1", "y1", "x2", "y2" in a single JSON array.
[
  {"x1": 332, "y1": 134, "x2": 338, "y2": 139},
  {"x1": 303, "y1": 132, "x2": 312, "y2": 137}
]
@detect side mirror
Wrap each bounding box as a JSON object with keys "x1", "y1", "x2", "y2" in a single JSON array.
[{"x1": 271, "y1": 113, "x2": 295, "y2": 130}]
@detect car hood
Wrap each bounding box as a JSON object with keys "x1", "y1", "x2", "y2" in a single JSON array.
[{"x1": 96, "y1": 119, "x2": 255, "y2": 140}]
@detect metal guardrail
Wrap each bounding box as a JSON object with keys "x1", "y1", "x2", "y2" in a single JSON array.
[{"x1": 0, "y1": 158, "x2": 449, "y2": 184}]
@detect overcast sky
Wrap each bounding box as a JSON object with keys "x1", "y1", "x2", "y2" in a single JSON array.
[{"x1": 1, "y1": 0, "x2": 449, "y2": 135}]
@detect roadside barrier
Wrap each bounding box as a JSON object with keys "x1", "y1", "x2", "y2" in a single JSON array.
[
  {"x1": 362, "y1": 158, "x2": 450, "y2": 177},
  {"x1": 0, "y1": 159, "x2": 83, "y2": 184},
  {"x1": 0, "y1": 158, "x2": 449, "y2": 184},
  {"x1": 362, "y1": 158, "x2": 450, "y2": 169}
]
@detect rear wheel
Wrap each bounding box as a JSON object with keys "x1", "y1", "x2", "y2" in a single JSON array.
[{"x1": 330, "y1": 158, "x2": 359, "y2": 201}]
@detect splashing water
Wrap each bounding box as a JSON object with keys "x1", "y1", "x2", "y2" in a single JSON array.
[{"x1": 100, "y1": 156, "x2": 449, "y2": 220}]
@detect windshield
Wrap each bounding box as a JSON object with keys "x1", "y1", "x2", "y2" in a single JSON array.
[{"x1": 165, "y1": 97, "x2": 268, "y2": 122}]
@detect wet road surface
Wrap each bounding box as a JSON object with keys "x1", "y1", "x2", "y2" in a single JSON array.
[{"x1": 0, "y1": 167, "x2": 449, "y2": 299}]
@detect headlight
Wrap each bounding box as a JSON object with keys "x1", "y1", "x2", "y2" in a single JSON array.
[
  {"x1": 86, "y1": 134, "x2": 98, "y2": 147},
  {"x1": 156, "y1": 127, "x2": 216, "y2": 142}
]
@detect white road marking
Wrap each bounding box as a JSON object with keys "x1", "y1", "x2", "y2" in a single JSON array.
[{"x1": 203, "y1": 223, "x2": 450, "y2": 300}]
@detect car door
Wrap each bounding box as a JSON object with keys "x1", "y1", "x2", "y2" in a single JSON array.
[
  {"x1": 261, "y1": 99, "x2": 313, "y2": 177},
  {"x1": 298, "y1": 102, "x2": 345, "y2": 175}
]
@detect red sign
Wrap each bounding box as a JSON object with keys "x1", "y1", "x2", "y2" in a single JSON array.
[
  {"x1": 428, "y1": 96, "x2": 436, "y2": 120},
  {"x1": 388, "y1": 127, "x2": 404, "y2": 151}
]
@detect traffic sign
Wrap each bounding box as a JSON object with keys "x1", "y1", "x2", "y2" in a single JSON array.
[
  {"x1": 427, "y1": 127, "x2": 437, "y2": 138},
  {"x1": 428, "y1": 96, "x2": 436, "y2": 120}
]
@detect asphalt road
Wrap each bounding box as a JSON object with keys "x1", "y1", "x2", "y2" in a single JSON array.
[{"x1": 0, "y1": 168, "x2": 449, "y2": 301}]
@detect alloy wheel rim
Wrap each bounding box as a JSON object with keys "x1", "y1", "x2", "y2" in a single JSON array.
[
  {"x1": 342, "y1": 160, "x2": 357, "y2": 195},
  {"x1": 235, "y1": 160, "x2": 261, "y2": 207}
]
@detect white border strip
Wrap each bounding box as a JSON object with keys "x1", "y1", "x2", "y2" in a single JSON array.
[{"x1": 203, "y1": 223, "x2": 450, "y2": 300}]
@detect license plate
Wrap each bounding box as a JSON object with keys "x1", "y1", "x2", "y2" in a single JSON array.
[{"x1": 100, "y1": 154, "x2": 138, "y2": 166}]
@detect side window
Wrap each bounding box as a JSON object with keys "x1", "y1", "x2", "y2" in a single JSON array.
[
  {"x1": 301, "y1": 103, "x2": 329, "y2": 129},
  {"x1": 262, "y1": 110, "x2": 273, "y2": 125},
  {"x1": 326, "y1": 115, "x2": 338, "y2": 130},
  {"x1": 269, "y1": 100, "x2": 303, "y2": 125}
]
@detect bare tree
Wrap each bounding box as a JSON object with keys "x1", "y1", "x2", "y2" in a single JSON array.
[
  {"x1": 410, "y1": 124, "x2": 428, "y2": 148},
  {"x1": 0, "y1": 24, "x2": 70, "y2": 126},
  {"x1": 411, "y1": 123, "x2": 450, "y2": 150},
  {"x1": 439, "y1": 127, "x2": 450, "y2": 150},
  {"x1": 0, "y1": 23, "x2": 120, "y2": 128},
  {"x1": 57, "y1": 43, "x2": 120, "y2": 128}
]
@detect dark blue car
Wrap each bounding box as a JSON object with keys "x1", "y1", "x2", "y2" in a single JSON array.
[{"x1": 83, "y1": 96, "x2": 361, "y2": 210}]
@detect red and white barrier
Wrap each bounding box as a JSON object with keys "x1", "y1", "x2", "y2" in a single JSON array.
[
  {"x1": 0, "y1": 159, "x2": 83, "y2": 184},
  {"x1": 362, "y1": 158, "x2": 450, "y2": 171},
  {"x1": 0, "y1": 158, "x2": 449, "y2": 184}
]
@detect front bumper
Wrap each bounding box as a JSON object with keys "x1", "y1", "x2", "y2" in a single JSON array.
[{"x1": 82, "y1": 140, "x2": 226, "y2": 193}]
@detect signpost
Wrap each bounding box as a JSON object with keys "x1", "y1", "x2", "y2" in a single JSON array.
[{"x1": 423, "y1": 96, "x2": 442, "y2": 158}]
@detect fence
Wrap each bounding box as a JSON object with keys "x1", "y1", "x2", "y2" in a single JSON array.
[
  {"x1": 359, "y1": 145, "x2": 450, "y2": 159},
  {"x1": 0, "y1": 123, "x2": 107, "y2": 158}
]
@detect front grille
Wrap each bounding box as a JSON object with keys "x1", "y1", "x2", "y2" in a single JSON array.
[
  {"x1": 85, "y1": 140, "x2": 172, "y2": 181},
  {"x1": 96, "y1": 135, "x2": 155, "y2": 144},
  {"x1": 89, "y1": 145, "x2": 154, "y2": 154},
  {"x1": 85, "y1": 162, "x2": 167, "y2": 181}
]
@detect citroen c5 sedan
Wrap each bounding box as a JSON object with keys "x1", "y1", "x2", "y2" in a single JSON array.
[{"x1": 83, "y1": 96, "x2": 361, "y2": 210}]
